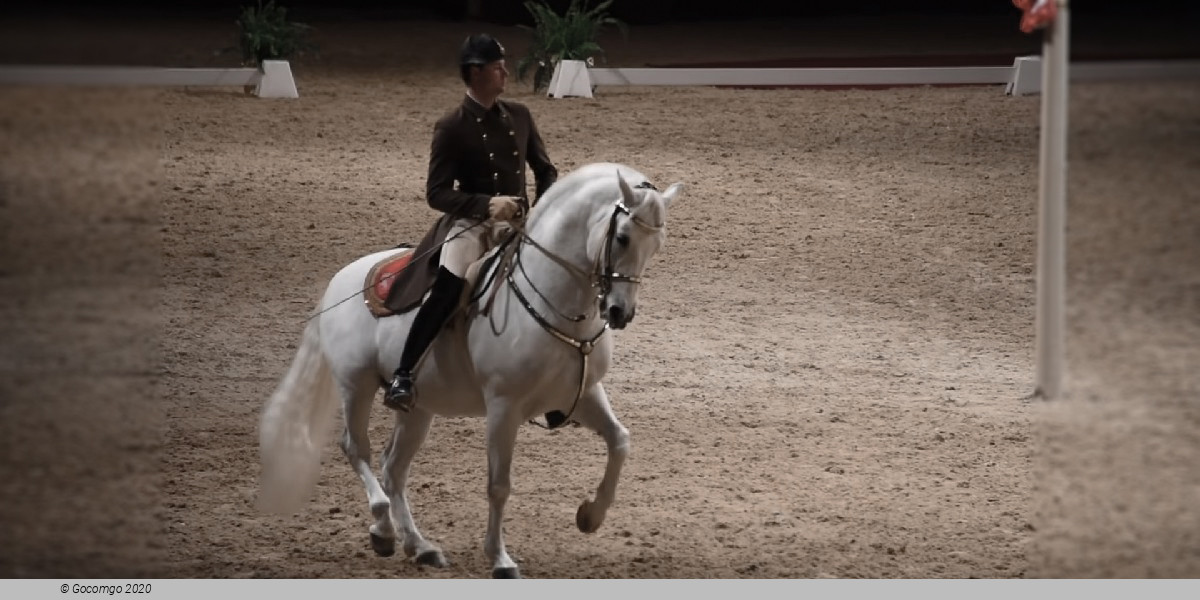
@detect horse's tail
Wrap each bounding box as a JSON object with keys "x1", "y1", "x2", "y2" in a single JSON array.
[{"x1": 257, "y1": 314, "x2": 339, "y2": 514}]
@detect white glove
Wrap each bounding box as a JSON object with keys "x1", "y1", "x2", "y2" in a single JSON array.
[{"x1": 488, "y1": 195, "x2": 522, "y2": 222}]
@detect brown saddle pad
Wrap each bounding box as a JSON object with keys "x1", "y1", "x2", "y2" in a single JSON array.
[
  {"x1": 367, "y1": 232, "x2": 520, "y2": 319},
  {"x1": 364, "y1": 249, "x2": 498, "y2": 319},
  {"x1": 364, "y1": 250, "x2": 416, "y2": 318}
]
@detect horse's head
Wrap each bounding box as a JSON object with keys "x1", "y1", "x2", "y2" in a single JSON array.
[{"x1": 588, "y1": 171, "x2": 684, "y2": 329}]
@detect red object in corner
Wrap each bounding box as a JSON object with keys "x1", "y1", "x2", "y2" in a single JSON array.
[{"x1": 1013, "y1": 0, "x2": 1058, "y2": 33}]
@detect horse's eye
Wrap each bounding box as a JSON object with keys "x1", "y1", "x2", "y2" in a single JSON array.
[{"x1": 615, "y1": 234, "x2": 630, "y2": 247}]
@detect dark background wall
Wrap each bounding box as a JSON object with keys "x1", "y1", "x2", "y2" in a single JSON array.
[{"x1": 3, "y1": 1, "x2": 1197, "y2": 24}]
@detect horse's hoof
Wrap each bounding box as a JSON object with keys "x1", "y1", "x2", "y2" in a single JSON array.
[
  {"x1": 492, "y1": 567, "x2": 521, "y2": 579},
  {"x1": 414, "y1": 549, "x2": 449, "y2": 568},
  {"x1": 576, "y1": 501, "x2": 602, "y2": 533},
  {"x1": 369, "y1": 532, "x2": 396, "y2": 557}
]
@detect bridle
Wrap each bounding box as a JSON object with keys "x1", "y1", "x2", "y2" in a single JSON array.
[
  {"x1": 596, "y1": 181, "x2": 663, "y2": 300},
  {"x1": 503, "y1": 181, "x2": 663, "y2": 428}
]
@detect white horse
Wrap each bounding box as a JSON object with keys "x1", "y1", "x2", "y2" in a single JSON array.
[{"x1": 258, "y1": 162, "x2": 683, "y2": 578}]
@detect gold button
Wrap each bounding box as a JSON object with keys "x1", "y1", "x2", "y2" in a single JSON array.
[
  {"x1": 493, "y1": 172, "x2": 498, "y2": 179},
  {"x1": 489, "y1": 152, "x2": 494, "y2": 159},
  {"x1": 476, "y1": 117, "x2": 482, "y2": 123},
  {"x1": 482, "y1": 133, "x2": 488, "y2": 140},
  {"x1": 509, "y1": 130, "x2": 515, "y2": 135},
  {"x1": 512, "y1": 151, "x2": 518, "y2": 156}
]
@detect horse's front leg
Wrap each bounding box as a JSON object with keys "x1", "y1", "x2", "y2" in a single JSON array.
[
  {"x1": 571, "y1": 383, "x2": 629, "y2": 534},
  {"x1": 483, "y1": 401, "x2": 524, "y2": 578}
]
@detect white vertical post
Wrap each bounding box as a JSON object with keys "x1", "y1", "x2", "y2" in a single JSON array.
[{"x1": 1035, "y1": 1, "x2": 1069, "y2": 399}]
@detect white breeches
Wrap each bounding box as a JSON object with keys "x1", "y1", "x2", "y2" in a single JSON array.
[{"x1": 441, "y1": 218, "x2": 502, "y2": 278}]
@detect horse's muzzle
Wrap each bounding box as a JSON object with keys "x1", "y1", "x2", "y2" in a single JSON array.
[{"x1": 606, "y1": 305, "x2": 634, "y2": 329}]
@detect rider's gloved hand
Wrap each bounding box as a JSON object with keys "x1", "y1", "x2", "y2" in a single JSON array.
[
  {"x1": 491, "y1": 221, "x2": 516, "y2": 244},
  {"x1": 488, "y1": 195, "x2": 522, "y2": 222}
]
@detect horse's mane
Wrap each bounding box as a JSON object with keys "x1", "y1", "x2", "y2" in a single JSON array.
[{"x1": 530, "y1": 162, "x2": 661, "y2": 228}]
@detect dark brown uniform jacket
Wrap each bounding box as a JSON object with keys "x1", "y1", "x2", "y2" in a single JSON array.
[{"x1": 385, "y1": 95, "x2": 557, "y2": 313}]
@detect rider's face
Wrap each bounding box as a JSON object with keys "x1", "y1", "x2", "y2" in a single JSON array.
[{"x1": 471, "y1": 59, "x2": 508, "y2": 97}]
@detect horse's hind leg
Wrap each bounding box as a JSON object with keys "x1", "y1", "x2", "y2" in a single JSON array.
[
  {"x1": 570, "y1": 383, "x2": 630, "y2": 534},
  {"x1": 380, "y1": 408, "x2": 448, "y2": 568},
  {"x1": 337, "y1": 375, "x2": 396, "y2": 556}
]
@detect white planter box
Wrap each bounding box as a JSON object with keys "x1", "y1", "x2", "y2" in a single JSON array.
[
  {"x1": 256, "y1": 60, "x2": 299, "y2": 98},
  {"x1": 547, "y1": 59, "x2": 593, "y2": 99}
]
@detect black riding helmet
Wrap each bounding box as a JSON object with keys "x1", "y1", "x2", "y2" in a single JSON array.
[{"x1": 459, "y1": 33, "x2": 505, "y2": 84}]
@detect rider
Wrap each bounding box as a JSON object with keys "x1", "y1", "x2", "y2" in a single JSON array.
[{"x1": 384, "y1": 33, "x2": 558, "y2": 411}]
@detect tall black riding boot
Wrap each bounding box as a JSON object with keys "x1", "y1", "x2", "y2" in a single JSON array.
[{"x1": 384, "y1": 266, "x2": 466, "y2": 411}]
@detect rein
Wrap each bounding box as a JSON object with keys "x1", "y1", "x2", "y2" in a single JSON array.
[{"x1": 503, "y1": 181, "x2": 664, "y2": 429}]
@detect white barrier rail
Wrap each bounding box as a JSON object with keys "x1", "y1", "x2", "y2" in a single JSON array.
[
  {"x1": 548, "y1": 59, "x2": 1200, "y2": 98},
  {"x1": 0, "y1": 66, "x2": 260, "y2": 86},
  {"x1": 587, "y1": 66, "x2": 1015, "y2": 87},
  {"x1": 0, "y1": 60, "x2": 299, "y2": 98}
]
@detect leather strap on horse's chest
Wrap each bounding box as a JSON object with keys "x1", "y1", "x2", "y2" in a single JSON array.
[{"x1": 509, "y1": 272, "x2": 608, "y2": 430}]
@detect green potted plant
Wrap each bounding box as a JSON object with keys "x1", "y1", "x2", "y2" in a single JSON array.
[
  {"x1": 516, "y1": 0, "x2": 627, "y2": 94},
  {"x1": 235, "y1": 0, "x2": 314, "y2": 67}
]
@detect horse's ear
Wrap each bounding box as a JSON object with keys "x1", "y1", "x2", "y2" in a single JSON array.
[
  {"x1": 616, "y1": 170, "x2": 639, "y2": 207},
  {"x1": 661, "y1": 182, "x2": 685, "y2": 208}
]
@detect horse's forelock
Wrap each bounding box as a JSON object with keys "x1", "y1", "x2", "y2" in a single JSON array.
[{"x1": 633, "y1": 189, "x2": 667, "y2": 229}]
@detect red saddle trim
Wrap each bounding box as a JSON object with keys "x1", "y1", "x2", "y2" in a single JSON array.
[{"x1": 364, "y1": 251, "x2": 414, "y2": 318}]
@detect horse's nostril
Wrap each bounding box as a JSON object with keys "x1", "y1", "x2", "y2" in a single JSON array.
[{"x1": 608, "y1": 305, "x2": 625, "y2": 324}]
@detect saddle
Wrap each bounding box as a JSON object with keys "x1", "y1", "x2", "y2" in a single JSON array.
[
  {"x1": 363, "y1": 246, "x2": 419, "y2": 317},
  {"x1": 363, "y1": 235, "x2": 520, "y2": 319}
]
